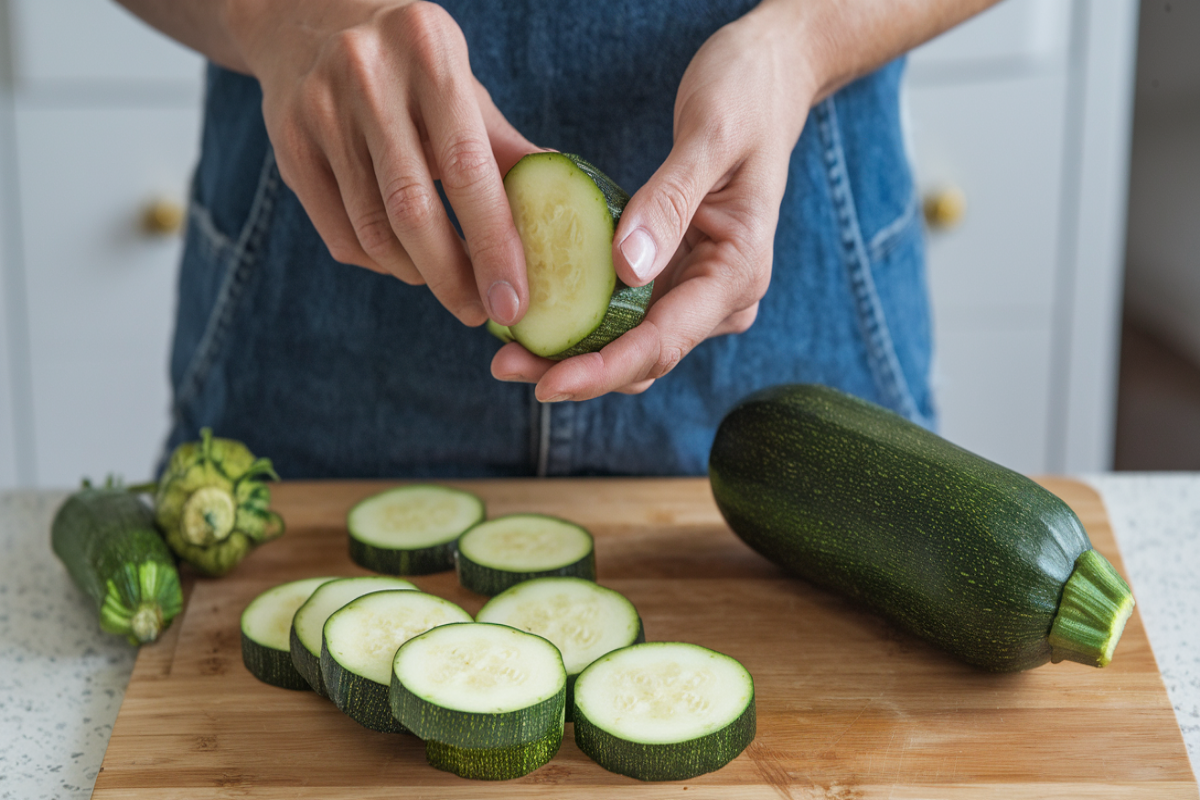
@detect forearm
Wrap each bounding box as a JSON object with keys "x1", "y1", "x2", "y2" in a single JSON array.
[
  {"x1": 113, "y1": 0, "x2": 249, "y2": 72},
  {"x1": 752, "y1": 0, "x2": 1003, "y2": 102}
]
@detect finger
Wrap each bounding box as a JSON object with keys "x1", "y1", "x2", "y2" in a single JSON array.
[
  {"x1": 474, "y1": 80, "x2": 539, "y2": 177},
  {"x1": 419, "y1": 71, "x2": 529, "y2": 327},
  {"x1": 491, "y1": 342, "x2": 555, "y2": 384},
  {"x1": 710, "y1": 302, "x2": 760, "y2": 337},
  {"x1": 611, "y1": 133, "x2": 730, "y2": 288},
  {"x1": 617, "y1": 379, "x2": 656, "y2": 395}
]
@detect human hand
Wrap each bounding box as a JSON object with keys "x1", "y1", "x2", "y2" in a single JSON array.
[
  {"x1": 226, "y1": 0, "x2": 536, "y2": 326},
  {"x1": 491, "y1": 4, "x2": 815, "y2": 400}
]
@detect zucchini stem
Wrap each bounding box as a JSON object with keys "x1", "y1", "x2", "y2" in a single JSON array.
[
  {"x1": 1048, "y1": 549, "x2": 1135, "y2": 667},
  {"x1": 180, "y1": 486, "x2": 237, "y2": 546}
]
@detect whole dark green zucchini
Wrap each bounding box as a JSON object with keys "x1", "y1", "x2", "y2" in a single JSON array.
[
  {"x1": 51, "y1": 485, "x2": 183, "y2": 645},
  {"x1": 708, "y1": 384, "x2": 1134, "y2": 672}
]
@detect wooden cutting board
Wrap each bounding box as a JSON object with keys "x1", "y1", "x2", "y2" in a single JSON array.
[{"x1": 93, "y1": 477, "x2": 1197, "y2": 799}]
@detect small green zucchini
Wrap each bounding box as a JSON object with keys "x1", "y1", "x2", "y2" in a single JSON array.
[
  {"x1": 51, "y1": 484, "x2": 183, "y2": 645},
  {"x1": 503, "y1": 152, "x2": 652, "y2": 360},
  {"x1": 708, "y1": 383, "x2": 1136, "y2": 671}
]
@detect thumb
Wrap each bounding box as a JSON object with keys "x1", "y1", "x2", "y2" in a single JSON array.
[{"x1": 613, "y1": 139, "x2": 713, "y2": 287}]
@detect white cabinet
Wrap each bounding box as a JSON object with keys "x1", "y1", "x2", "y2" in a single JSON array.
[
  {"x1": 0, "y1": 0, "x2": 203, "y2": 488},
  {"x1": 906, "y1": 0, "x2": 1139, "y2": 473}
]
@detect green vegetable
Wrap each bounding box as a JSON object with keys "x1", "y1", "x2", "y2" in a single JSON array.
[
  {"x1": 321, "y1": 589, "x2": 472, "y2": 733},
  {"x1": 455, "y1": 514, "x2": 596, "y2": 596},
  {"x1": 290, "y1": 575, "x2": 419, "y2": 696},
  {"x1": 240, "y1": 576, "x2": 334, "y2": 689},
  {"x1": 51, "y1": 483, "x2": 183, "y2": 645},
  {"x1": 424, "y1": 713, "x2": 564, "y2": 780},
  {"x1": 504, "y1": 152, "x2": 652, "y2": 360},
  {"x1": 390, "y1": 622, "x2": 567, "y2": 749},
  {"x1": 708, "y1": 383, "x2": 1135, "y2": 671},
  {"x1": 347, "y1": 484, "x2": 484, "y2": 575},
  {"x1": 572, "y1": 642, "x2": 756, "y2": 781},
  {"x1": 154, "y1": 428, "x2": 284, "y2": 577},
  {"x1": 475, "y1": 577, "x2": 644, "y2": 721}
]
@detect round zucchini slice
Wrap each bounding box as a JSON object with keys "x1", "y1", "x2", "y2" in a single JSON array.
[
  {"x1": 240, "y1": 576, "x2": 336, "y2": 690},
  {"x1": 289, "y1": 575, "x2": 418, "y2": 696},
  {"x1": 348, "y1": 484, "x2": 485, "y2": 575},
  {"x1": 504, "y1": 152, "x2": 652, "y2": 360},
  {"x1": 456, "y1": 514, "x2": 596, "y2": 596},
  {"x1": 390, "y1": 622, "x2": 566, "y2": 749},
  {"x1": 320, "y1": 590, "x2": 472, "y2": 733},
  {"x1": 572, "y1": 641, "x2": 756, "y2": 781},
  {"x1": 476, "y1": 577, "x2": 643, "y2": 721}
]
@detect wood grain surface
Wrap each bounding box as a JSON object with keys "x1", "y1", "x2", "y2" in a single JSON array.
[{"x1": 93, "y1": 477, "x2": 1198, "y2": 799}]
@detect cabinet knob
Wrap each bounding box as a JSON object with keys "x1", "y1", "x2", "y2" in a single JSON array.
[
  {"x1": 141, "y1": 199, "x2": 185, "y2": 236},
  {"x1": 923, "y1": 186, "x2": 967, "y2": 231}
]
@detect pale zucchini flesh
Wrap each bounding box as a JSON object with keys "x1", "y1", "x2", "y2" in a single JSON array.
[
  {"x1": 504, "y1": 152, "x2": 650, "y2": 360},
  {"x1": 289, "y1": 575, "x2": 418, "y2": 696},
  {"x1": 456, "y1": 514, "x2": 596, "y2": 596},
  {"x1": 572, "y1": 641, "x2": 756, "y2": 781},
  {"x1": 348, "y1": 484, "x2": 485, "y2": 575},
  {"x1": 390, "y1": 622, "x2": 566, "y2": 748},
  {"x1": 320, "y1": 589, "x2": 472, "y2": 733},
  {"x1": 240, "y1": 576, "x2": 335, "y2": 689}
]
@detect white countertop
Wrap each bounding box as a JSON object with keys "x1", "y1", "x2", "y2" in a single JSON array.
[{"x1": 1, "y1": 474, "x2": 1197, "y2": 799}]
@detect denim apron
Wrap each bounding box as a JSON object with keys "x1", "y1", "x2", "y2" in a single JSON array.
[{"x1": 164, "y1": 0, "x2": 935, "y2": 478}]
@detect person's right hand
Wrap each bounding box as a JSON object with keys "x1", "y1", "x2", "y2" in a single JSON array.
[{"x1": 226, "y1": 0, "x2": 536, "y2": 327}]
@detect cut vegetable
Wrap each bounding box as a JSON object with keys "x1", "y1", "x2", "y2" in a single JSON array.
[
  {"x1": 390, "y1": 622, "x2": 566, "y2": 748},
  {"x1": 348, "y1": 484, "x2": 485, "y2": 575},
  {"x1": 240, "y1": 576, "x2": 335, "y2": 689},
  {"x1": 51, "y1": 483, "x2": 184, "y2": 646},
  {"x1": 708, "y1": 383, "x2": 1136, "y2": 671},
  {"x1": 321, "y1": 590, "x2": 472, "y2": 733},
  {"x1": 425, "y1": 712, "x2": 564, "y2": 780},
  {"x1": 290, "y1": 575, "x2": 418, "y2": 696},
  {"x1": 572, "y1": 642, "x2": 756, "y2": 782},
  {"x1": 476, "y1": 577, "x2": 643, "y2": 721},
  {"x1": 504, "y1": 152, "x2": 652, "y2": 360},
  {"x1": 456, "y1": 514, "x2": 595, "y2": 596}
]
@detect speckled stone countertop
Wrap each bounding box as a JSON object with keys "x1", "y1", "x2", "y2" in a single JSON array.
[{"x1": 1, "y1": 475, "x2": 1197, "y2": 799}]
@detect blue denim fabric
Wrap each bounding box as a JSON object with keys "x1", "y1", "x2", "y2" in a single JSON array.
[{"x1": 164, "y1": 1, "x2": 935, "y2": 478}]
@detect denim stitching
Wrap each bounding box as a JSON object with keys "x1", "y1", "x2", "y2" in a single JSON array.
[
  {"x1": 173, "y1": 148, "x2": 280, "y2": 418},
  {"x1": 867, "y1": 193, "x2": 919, "y2": 263},
  {"x1": 816, "y1": 98, "x2": 922, "y2": 423}
]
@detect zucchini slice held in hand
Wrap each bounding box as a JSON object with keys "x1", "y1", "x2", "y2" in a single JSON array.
[
  {"x1": 573, "y1": 642, "x2": 756, "y2": 782},
  {"x1": 240, "y1": 576, "x2": 335, "y2": 689},
  {"x1": 348, "y1": 484, "x2": 485, "y2": 575},
  {"x1": 456, "y1": 514, "x2": 596, "y2": 596},
  {"x1": 502, "y1": 152, "x2": 652, "y2": 360},
  {"x1": 390, "y1": 622, "x2": 567, "y2": 779},
  {"x1": 290, "y1": 575, "x2": 418, "y2": 696},
  {"x1": 475, "y1": 577, "x2": 643, "y2": 721},
  {"x1": 321, "y1": 590, "x2": 472, "y2": 733}
]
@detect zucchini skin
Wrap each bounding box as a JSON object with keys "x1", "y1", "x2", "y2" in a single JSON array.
[
  {"x1": 425, "y1": 715, "x2": 565, "y2": 780},
  {"x1": 241, "y1": 633, "x2": 312, "y2": 690},
  {"x1": 456, "y1": 550, "x2": 596, "y2": 598},
  {"x1": 708, "y1": 384, "x2": 1094, "y2": 672},
  {"x1": 321, "y1": 640, "x2": 410, "y2": 734},
  {"x1": 348, "y1": 537, "x2": 457, "y2": 576},
  {"x1": 51, "y1": 487, "x2": 183, "y2": 645}
]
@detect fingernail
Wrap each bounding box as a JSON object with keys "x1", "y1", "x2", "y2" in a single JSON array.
[
  {"x1": 620, "y1": 228, "x2": 657, "y2": 282},
  {"x1": 542, "y1": 394, "x2": 572, "y2": 403},
  {"x1": 487, "y1": 280, "x2": 520, "y2": 326}
]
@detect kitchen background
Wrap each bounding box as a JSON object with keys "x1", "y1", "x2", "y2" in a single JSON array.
[{"x1": 0, "y1": 0, "x2": 1194, "y2": 489}]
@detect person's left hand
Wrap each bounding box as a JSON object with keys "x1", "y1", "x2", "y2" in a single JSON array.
[{"x1": 491, "y1": 3, "x2": 815, "y2": 401}]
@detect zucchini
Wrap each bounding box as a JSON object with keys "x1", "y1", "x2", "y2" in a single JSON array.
[
  {"x1": 475, "y1": 577, "x2": 644, "y2": 721},
  {"x1": 504, "y1": 152, "x2": 652, "y2": 360},
  {"x1": 424, "y1": 713, "x2": 564, "y2": 780},
  {"x1": 390, "y1": 622, "x2": 567, "y2": 748},
  {"x1": 240, "y1": 576, "x2": 335, "y2": 689},
  {"x1": 320, "y1": 589, "x2": 472, "y2": 733},
  {"x1": 50, "y1": 485, "x2": 183, "y2": 646},
  {"x1": 290, "y1": 575, "x2": 418, "y2": 696},
  {"x1": 456, "y1": 514, "x2": 596, "y2": 596},
  {"x1": 708, "y1": 383, "x2": 1135, "y2": 671},
  {"x1": 572, "y1": 641, "x2": 756, "y2": 782},
  {"x1": 347, "y1": 484, "x2": 485, "y2": 575}
]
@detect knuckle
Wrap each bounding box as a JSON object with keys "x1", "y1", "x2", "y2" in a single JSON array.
[
  {"x1": 651, "y1": 342, "x2": 686, "y2": 380},
  {"x1": 325, "y1": 237, "x2": 364, "y2": 266},
  {"x1": 653, "y1": 175, "x2": 694, "y2": 242},
  {"x1": 391, "y1": 2, "x2": 464, "y2": 72},
  {"x1": 351, "y1": 209, "x2": 397, "y2": 257},
  {"x1": 382, "y1": 176, "x2": 438, "y2": 231},
  {"x1": 437, "y1": 136, "x2": 495, "y2": 194}
]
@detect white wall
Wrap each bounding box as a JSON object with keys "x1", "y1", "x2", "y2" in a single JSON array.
[{"x1": 1123, "y1": 0, "x2": 1200, "y2": 365}]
